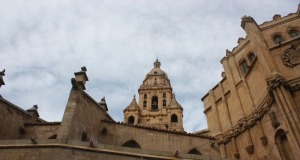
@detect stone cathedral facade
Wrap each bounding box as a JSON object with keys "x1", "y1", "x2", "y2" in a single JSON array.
[
  {"x1": 0, "y1": 5, "x2": 300, "y2": 160},
  {"x1": 202, "y1": 5, "x2": 300, "y2": 160}
]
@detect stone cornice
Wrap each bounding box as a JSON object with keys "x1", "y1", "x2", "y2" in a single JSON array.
[
  {"x1": 260, "y1": 15, "x2": 299, "y2": 31},
  {"x1": 102, "y1": 120, "x2": 215, "y2": 140},
  {"x1": 218, "y1": 96, "x2": 273, "y2": 145},
  {"x1": 233, "y1": 40, "x2": 250, "y2": 55},
  {"x1": 0, "y1": 143, "x2": 177, "y2": 160}
]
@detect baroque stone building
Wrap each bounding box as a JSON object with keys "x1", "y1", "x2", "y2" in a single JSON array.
[
  {"x1": 202, "y1": 5, "x2": 300, "y2": 160},
  {"x1": 0, "y1": 5, "x2": 300, "y2": 160},
  {"x1": 124, "y1": 59, "x2": 184, "y2": 132}
]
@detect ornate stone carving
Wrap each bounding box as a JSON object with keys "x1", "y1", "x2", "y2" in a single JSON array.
[
  {"x1": 260, "y1": 136, "x2": 268, "y2": 145},
  {"x1": 218, "y1": 97, "x2": 273, "y2": 145},
  {"x1": 268, "y1": 111, "x2": 280, "y2": 128},
  {"x1": 267, "y1": 75, "x2": 288, "y2": 98},
  {"x1": 267, "y1": 75, "x2": 286, "y2": 90},
  {"x1": 290, "y1": 84, "x2": 300, "y2": 92},
  {"x1": 233, "y1": 153, "x2": 240, "y2": 159},
  {"x1": 245, "y1": 144, "x2": 254, "y2": 155},
  {"x1": 281, "y1": 41, "x2": 300, "y2": 68}
]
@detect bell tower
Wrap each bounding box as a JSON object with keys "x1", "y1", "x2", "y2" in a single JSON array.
[{"x1": 123, "y1": 59, "x2": 184, "y2": 132}]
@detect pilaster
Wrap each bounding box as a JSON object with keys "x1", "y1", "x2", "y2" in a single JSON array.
[
  {"x1": 267, "y1": 74, "x2": 300, "y2": 157},
  {"x1": 241, "y1": 16, "x2": 278, "y2": 74}
]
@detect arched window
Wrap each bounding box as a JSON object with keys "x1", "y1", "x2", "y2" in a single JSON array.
[
  {"x1": 143, "y1": 100, "x2": 147, "y2": 108},
  {"x1": 171, "y1": 114, "x2": 178, "y2": 123},
  {"x1": 163, "y1": 99, "x2": 166, "y2": 107},
  {"x1": 275, "y1": 129, "x2": 295, "y2": 160},
  {"x1": 289, "y1": 30, "x2": 299, "y2": 38},
  {"x1": 122, "y1": 140, "x2": 141, "y2": 148},
  {"x1": 188, "y1": 148, "x2": 202, "y2": 155},
  {"x1": 144, "y1": 94, "x2": 147, "y2": 99},
  {"x1": 151, "y1": 96, "x2": 158, "y2": 110},
  {"x1": 163, "y1": 93, "x2": 166, "y2": 98},
  {"x1": 273, "y1": 35, "x2": 284, "y2": 44},
  {"x1": 128, "y1": 116, "x2": 134, "y2": 124},
  {"x1": 240, "y1": 60, "x2": 249, "y2": 73},
  {"x1": 248, "y1": 52, "x2": 255, "y2": 63}
]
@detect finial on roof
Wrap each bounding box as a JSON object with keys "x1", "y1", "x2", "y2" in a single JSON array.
[
  {"x1": 154, "y1": 59, "x2": 161, "y2": 68},
  {"x1": 0, "y1": 69, "x2": 5, "y2": 76},
  {"x1": 81, "y1": 66, "x2": 87, "y2": 71},
  {"x1": 99, "y1": 97, "x2": 108, "y2": 111},
  {"x1": 0, "y1": 69, "x2": 5, "y2": 88},
  {"x1": 27, "y1": 105, "x2": 40, "y2": 117},
  {"x1": 133, "y1": 94, "x2": 136, "y2": 100}
]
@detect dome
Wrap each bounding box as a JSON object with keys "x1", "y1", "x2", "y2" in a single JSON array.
[{"x1": 145, "y1": 59, "x2": 168, "y2": 79}]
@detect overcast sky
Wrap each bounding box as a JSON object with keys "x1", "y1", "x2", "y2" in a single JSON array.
[{"x1": 0, "y1": 1, "x2": 298, "y2": 133}]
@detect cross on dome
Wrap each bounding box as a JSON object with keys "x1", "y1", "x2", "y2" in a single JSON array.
[{"x1": 154, "y1": 59, "x2": 161, "y2": 68}]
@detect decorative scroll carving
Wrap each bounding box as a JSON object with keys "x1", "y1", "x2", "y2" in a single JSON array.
[
  {"x1": 267, "y1": 75, "x2": 288, "y2": 98},
  {"x1": 281, "y1": 41, "x2": 300, "y2": 68},
  {"x1": 290, "y1": 84, "x2": 300, "y2": 92},
  {"x1": 267, "y1": 75, "x2": 287, "y2": 91},
  {"x1": 268, "y1": 111, "x2": 280, "y2": 128},
  {"x1": 219, "y1": 97, "x2": 273, "y2": 145}
]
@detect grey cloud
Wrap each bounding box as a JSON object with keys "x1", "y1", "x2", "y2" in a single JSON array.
[{"x1": 0, "y1": 0, "x2": 298, "y2": 132}]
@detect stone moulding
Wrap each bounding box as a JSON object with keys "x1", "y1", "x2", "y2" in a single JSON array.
[
  {"x1": 218, "y1": 96, "x2": 273, "y2": 145},
  {"x1": 260, "y1": 16, "x2": 299, "y2": 31},
  {"x1": 281, "y1": 41, "x2": 300, "y2": 68}
]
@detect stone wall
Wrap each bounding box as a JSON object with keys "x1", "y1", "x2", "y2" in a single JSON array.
[
  {"x1": 98, "y1": 121, "x2": 220, "y2": 156},
  {"x1": 0, "y1": 98, "x2": 34, "y2": 140}
]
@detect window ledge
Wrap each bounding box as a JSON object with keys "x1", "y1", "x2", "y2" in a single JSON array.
[
  {"x1": 149, "y1": 109, "x2": 159, "y2": 112},
  {"x1": 269, "y1": 36, "x2": 300, "y2": 51}
]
